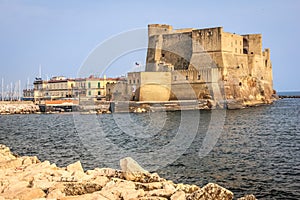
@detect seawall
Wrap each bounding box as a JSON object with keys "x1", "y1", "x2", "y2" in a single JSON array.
[{"x1": 0, "y1": 101, "x2": 40, "y2": 114}]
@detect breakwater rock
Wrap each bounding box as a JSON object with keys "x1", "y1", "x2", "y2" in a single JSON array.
[
  {"x1": 0, "y1": 102, "x2": 39, "y2": 114},
  {"x1": 0, "y1": 144, "x2": 256, "y2": 200}
]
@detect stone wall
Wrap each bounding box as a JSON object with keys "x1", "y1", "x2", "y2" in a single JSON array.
[
  {"x1": 128, "y1": 72, "x2": 172, "y2": 101},
  {"x1": 145, "y1": 24, "x2": 274, "y2": 108}
]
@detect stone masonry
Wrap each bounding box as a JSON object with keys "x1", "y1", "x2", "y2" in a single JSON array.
[{"x1": 141, "y1": 24, "x2": 274, "y2": 108}]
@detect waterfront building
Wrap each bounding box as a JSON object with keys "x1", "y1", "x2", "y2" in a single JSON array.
[
  {"x1": 45, "y1": 76, "x2": 75, "y2": 99},
  {"x1": 31, "y1": 75, "x2": 121, "y2": 102},
  {"x1": 33, "y1": 78, "x2": 47, "y2": 102},
  {"x1": 22, "y1": 89, "x2": 34, "y2": 101}
]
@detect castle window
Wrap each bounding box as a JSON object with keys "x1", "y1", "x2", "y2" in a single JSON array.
[
  {"x1": 239, "y1": 82, "x2": 242, "y2": 86},
  {"x1": 186, "y1": 76, "x2": 189, "y2": 80},
  {"x1": 237, "y1": 66, "x2": 240, "y2": 69},
  {"x1": 265, "y1": 60, "x2": 268, "y2": 67},
  {"x1": 161, "y1": 53, "x2": 165, "y2": 58},
  {"x1": 261, "y1": 77, "x2": 264, "y2": 80},
  {"x1": 198, "y1": 75, "x2": 201, "y2": 80}
]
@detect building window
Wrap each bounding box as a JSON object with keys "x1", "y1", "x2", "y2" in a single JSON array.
[
  {"x1": 98, "y1": 91, "x2": 101, "y2": 95},
  {"x1": 137, "y1": 79, "x2": 139, "y2": 84},
  {"x1": 88, "y1": 82, "x2": 91, "y2": 88},
  {"x1": 235, "y1": 48, "x2": 237, "y2": 53},
  {"x1": 133, "y1": 80, "x2": 135, "y2": 84},
  {"x1": 129, "y1": 80, "x2": 131, "y2": 84},
  {"x1": 88, "y1": 91, "x2": 91, "y2": 96},
  {"x1": 186, "y1": 76, "x2": 189, "y2": 80},
  {"x1": 98, "y1": 82, "x2": 100, "y2": 88},
  {"x1": 198, "y1": 75, "x2": 201, "y2": 80}
]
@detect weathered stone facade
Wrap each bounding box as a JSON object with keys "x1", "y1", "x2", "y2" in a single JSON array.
[{"x1": 142, "y1": 24, "x2": 274, "y2": 108}]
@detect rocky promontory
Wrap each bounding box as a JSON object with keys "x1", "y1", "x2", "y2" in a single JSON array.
[{"x1": 0, "y1": 144, "x2": 256, "y2": 200}]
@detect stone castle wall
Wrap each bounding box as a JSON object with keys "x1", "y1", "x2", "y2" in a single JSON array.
[{"x1": 145, "y1": 24, "x2": 274, "y2": 108}]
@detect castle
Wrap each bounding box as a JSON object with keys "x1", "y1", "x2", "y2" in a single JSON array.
[{"x1": 122, "y1": 24, "x2": 274, "y2": 108}]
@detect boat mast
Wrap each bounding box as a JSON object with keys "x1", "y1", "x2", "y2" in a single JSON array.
[
  {"x1": 10, "y1": 82, "x2": 13, "y2": 101},
  {"x1": 1, "y1": 78, "x2": 3, "y2": 101},
  {"x1": 18, "y1": 80, "x2": 21, "y2": 101}
]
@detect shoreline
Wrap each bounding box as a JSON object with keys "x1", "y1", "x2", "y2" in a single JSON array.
[
  {"x1": 0, "y1": 144, "x2": 256, "y2": 200},
  {"x1": 0, "y1": 98, "x2": 281, "y2": 115}
]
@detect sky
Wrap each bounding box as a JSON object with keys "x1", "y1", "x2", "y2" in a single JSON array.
[{"x1": 0, "y1": 0, "x2": 299, "y2": 92}]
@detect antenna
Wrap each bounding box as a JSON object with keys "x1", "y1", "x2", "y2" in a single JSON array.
[{"x1": 39, "y1": 64, "x2": 42, "y2": 79}]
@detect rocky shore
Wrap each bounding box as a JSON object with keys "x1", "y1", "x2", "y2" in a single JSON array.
[
  {"x1": 0, "y1": 144, "x2": 256, "y2": 200},
  {"x1": 0, "y1": 102, "x2": 39, "y2": 115}
]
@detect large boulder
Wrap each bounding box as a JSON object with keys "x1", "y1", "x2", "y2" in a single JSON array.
[
  {"x1": 187, "y1": 183, "x2": 233, "y2": 200},
  {"x1": 120, "y1": 157, "x2": 148, "y2": 174},
  {"x1": 67, "y1": 161, "x2": 84, "y2": 174}
]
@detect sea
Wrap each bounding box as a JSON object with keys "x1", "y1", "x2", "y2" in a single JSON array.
[{"x1": 0, "y1": 93, "x2": 299, "y2": 199}]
